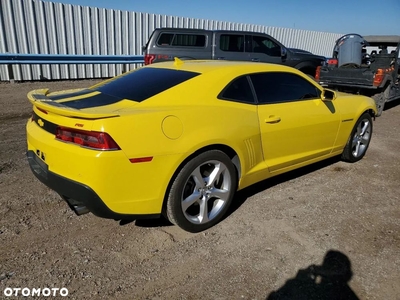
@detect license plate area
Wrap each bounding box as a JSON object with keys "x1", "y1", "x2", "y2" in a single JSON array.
[
  {"x1": 27, "y1": 151, "x2": 48, "y2": 180},
  {"x1": 35, "y1": 149, "x2": 46, "y2": 162}
]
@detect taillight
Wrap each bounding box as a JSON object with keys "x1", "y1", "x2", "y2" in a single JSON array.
[
  {"x1": 327, "y1": 58, "x2": 338, "y2": 66},
  {"x1": 55, "y1": 127, "x2": 120, "y2": 150},
  {"x1": 373, "y1": 69, "x2": 385, "y2": 87},
  {"x1": 315, "y1": 66, "x2": 321, "y2": 81},
  {"x1": 144, "y1": 54, "x2": 155, "y2": 65}
]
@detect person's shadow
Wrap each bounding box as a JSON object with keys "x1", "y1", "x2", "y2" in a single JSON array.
[{"x1": 267, "y1": 250, "x2": 359, "y2": 300}]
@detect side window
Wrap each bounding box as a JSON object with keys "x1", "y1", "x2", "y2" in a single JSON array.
[
  {"x1": 219, "y1": 34, "x2": 245, "y2": 52},
  {"x1": 157, "y1": 33, "x2": 174, "y2": 46},
  {"x1": 250, "y1": 72, "x2": 321, "y2": 104},
  {"x1": 218, "y1": 76, "x2": 255, "y2": 104},
  {"x1": 251, "y1": 35, "x2": 281, "y2": 57},
  {"x1": 156, "y1": 33, "x2": 206, "y2": 47}
]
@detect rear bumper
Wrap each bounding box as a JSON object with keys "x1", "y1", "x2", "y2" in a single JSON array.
[{"x1": 27, "y1": 150, "x2": 160, "y2": 220}]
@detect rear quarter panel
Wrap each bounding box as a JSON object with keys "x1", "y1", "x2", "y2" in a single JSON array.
[
  {"x1": 94, "y1": 69, "x2": 266, "y2": 191},
  {"x1": 98, "y1": 101, "x2": 263, "y2": 190}
]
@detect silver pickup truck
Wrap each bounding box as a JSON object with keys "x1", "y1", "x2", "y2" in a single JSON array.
[{"x1": 143, "y1": 28, "x2": 325, "y2": 77}]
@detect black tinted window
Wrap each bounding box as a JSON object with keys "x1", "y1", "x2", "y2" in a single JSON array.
[
  {"x1": 250, "y1": 72, "x2": 321, "y2": 104},
  {"x1": 251, "y1": 35, "x2": 281, "y2": 57},
  {"x1": 219, "y1": 34, "x2": 245, "y2": 52},
  {"x1": 157, "y1": 33, "x2": 206, "y2": 47},
  {"x1": 219, "y1": 76, "x2": 255, "y2": 103},
  {"x1": 95, "y1": 68, "x2": 200, "y2": 102}
]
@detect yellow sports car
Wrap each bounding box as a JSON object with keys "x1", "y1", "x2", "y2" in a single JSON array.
[{"x1": 26, "y1": 59, "x2": 377, "y2": 232}]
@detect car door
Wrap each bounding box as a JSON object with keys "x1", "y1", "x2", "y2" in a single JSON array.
[
  {"x1": 247, "y1": 34, "x2": 284, "y2": 64},
  {"x1": 214, "y1": 32, "x2": 250, "y2": 61},
  {"x1": 251, "y1": 72, "x2": 341, "y2": 172}
]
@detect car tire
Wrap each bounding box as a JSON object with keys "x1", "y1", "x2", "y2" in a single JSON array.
[
  {"x1": 341, "y1": 112, "x2": 373, "y2": 163},
  {"x1": 165, "y1": 150, "x2": 237, "y2": 232}
]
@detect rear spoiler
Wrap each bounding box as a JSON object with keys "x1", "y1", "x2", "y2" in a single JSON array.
[{"x1": 28, "y1": 89, "x2": 120, "y2": 119}]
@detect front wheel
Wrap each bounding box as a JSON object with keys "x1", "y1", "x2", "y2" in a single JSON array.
[
  {"x1": 341, "y1": 113, "x2": 373, "y2": 163},
  {"x1": 165, "y1": 150, "x2": 237, "y2": 232}
]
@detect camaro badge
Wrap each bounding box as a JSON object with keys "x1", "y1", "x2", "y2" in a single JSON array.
[{"x1": 38, "y1": 119, "x2": 44, "y2": 127}]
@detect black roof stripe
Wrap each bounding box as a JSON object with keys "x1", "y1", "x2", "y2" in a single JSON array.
[{"x1": 61, "y1": 93, "x2": 124, "y2": 109}]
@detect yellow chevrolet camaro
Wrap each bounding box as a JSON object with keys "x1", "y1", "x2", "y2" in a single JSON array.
[{"x1": 26, "y1": 59, "x2": 377, "y2": 232}]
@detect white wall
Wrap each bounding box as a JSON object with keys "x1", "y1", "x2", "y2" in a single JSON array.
[{"x1": 0, "y1": 0, "x2": 343, "y2": 81}]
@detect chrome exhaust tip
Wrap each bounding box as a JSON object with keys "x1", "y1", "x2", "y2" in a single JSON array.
[{"x1": 72, "y1": 205, "x2": 90, "y2": 216}]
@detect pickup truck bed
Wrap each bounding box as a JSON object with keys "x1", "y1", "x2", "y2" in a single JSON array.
[{"x1": 317, "y1": 34, "x2": 400, "y2": 116}]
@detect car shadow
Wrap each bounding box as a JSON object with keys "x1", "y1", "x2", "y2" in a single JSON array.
[
  {"x1": 130, "y1": 217, "x2": 173, "y2": 228},
  {"x1": 225, "y1": 156, "x2": 341, "y2": 220},
  {"x1": 266, "y1": 249, "x2": 360, "y2": 300},
  {"x1": 120, "y1": 156, "x2": 341, "y2": 229}
]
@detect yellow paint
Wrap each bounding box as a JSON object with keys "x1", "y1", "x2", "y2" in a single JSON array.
[
  {"x1": 161, "y1": 115, "x2": 183, "y2": 139},
  {"x1": 26, "y1": 60, "x2": 377, "y2": 216}
]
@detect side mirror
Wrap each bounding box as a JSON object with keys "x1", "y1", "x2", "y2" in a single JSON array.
[
  {"x1": 321, "y1": 89, "x2": 336, "y2": 101},
  {"x1": 281, "y1": 47, "x2": 287, "y2": 57}
]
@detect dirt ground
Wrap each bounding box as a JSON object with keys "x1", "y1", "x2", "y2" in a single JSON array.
[{"x1": 0, "y1": 80, "x2": 399, "y2": 300}]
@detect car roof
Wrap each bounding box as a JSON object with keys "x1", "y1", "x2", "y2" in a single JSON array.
[
  {"x1": 364, "y1": 35, "x2": 400, "y2": 46},
  {"x1": 147, "y1": 59, "x2": 297, "y2": 75}
]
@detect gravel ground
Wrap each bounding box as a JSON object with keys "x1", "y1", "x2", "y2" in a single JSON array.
[{"x1": 0, "y1": 80, "x2": 399, "y2": 300}]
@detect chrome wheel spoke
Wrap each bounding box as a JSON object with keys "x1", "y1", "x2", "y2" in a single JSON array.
[
  {"x1": 353, "y1": 141, "x2": 361, "y2": 156},
  {"x1": 198, "y1": 198, "x2": 209, "y2": 223},
  {"x1": 351, "y1": 137, "x2": 359, "y2": 148},
  {"x1": 191, "y1": 166, "x2": 205, "y2": 188},
  {"x1": 210, "y1": 188, "x2": 229, "y2": 201},
  {"x1": 206, "y1": 163, "x2": 226, "y2": 186},
  {"x1": 356, "y1": 125, "x2": 362, "y2": 136},
  {"x1": 361, "y1": 135, "x2": 370, "y2": 143},
  {"x1": 182, "y1": 192, "x2": 201, "y2": 212},
  {"x1": 359, "y1": 121, "x2": 369, "y2": 136}
]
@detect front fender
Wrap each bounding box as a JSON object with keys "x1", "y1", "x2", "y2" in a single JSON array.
[{"x1": 334, "y1": 95, "x2": 377, "y2": 149}]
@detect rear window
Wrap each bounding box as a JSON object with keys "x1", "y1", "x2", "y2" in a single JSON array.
[
  {"x1": 95, "y1": 68, "x2": 200, "y2": 102},
  {"x1": 157, "y1": 33, "x2": 206, "y2": 47}
]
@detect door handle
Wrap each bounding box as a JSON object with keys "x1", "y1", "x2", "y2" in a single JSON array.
[
  {"x1": 265, "y1": 116, "x2": 281, "y2": 124},
  {"x1": 217, "y1": 57, "x2": 226, "y2": 60},
  {"x1": 251, "y1": 58, "x2": 260, "y2": 62}
]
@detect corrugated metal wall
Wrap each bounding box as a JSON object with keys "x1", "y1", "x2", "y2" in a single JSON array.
[{"x1": 0, "y1": 0, "x2": 343, "y2": 81}]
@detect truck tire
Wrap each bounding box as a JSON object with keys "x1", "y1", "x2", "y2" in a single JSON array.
[
  {"x1": 372, "y1": 85, "x2": 390, "y2": 117},
  {"x1": 372, "y1": 93, "x2": 385, "y2": 117}
]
